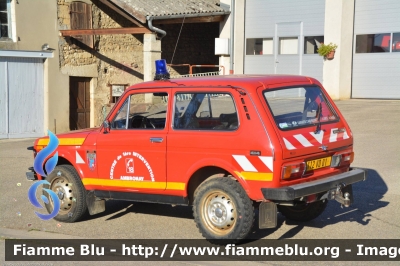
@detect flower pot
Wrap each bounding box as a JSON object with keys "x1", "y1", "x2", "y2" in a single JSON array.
[{"x1": 326, "y1": 50, "x2": 335, "y2": 60}]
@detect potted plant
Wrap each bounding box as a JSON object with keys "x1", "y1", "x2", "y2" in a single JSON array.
[{"x1": 317, "y1": 42, "x2": 338, "y2": 60}]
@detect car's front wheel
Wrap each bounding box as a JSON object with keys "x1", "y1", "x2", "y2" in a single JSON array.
[
  {"x1": 44, "y1": 165, "x2": 88, "y2": 222},
  {"x1": 193, "y1": 177, "x2": 254, "y2": 243}
]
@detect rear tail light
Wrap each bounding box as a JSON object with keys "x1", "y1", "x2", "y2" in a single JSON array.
[
  {"x1": 331, "y1": 152, "x2": 354, "y2": 167},
  {"x1": 282, "y1": 162, "x2": 306, "y2": 179},
  {"x1": 343, "y1": 152, "x2": 354, "y2": 163}
]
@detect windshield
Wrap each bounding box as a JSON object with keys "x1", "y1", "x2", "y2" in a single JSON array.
[{"x1": 263, "y1": 86, "x2": 339, "y2": 130}]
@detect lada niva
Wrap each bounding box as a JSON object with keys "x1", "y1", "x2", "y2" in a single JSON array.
[{"x1": 27, "y1": 61, "x2": 366, "y2": 242}]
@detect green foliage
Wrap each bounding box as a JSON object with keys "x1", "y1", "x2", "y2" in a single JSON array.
[{"x1": 317, "y1": 42, "x2": 338, "y2": 57}]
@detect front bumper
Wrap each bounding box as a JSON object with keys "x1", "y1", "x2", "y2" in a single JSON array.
[{"x1": 261, "y1": 168, "x2": 366, "y2": 201}]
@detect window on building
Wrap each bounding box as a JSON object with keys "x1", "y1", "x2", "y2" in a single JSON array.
[
  {"x1": 355, "y1": 33, "x2": 391, "y2": 53},
  {"x1": 109, "y1": 84, "x2": 128, "y2": 104},
  {"x1": 246, "y1": 38, "x2": 273, "y2": 55},
  {"x1": 0, "y1": 0, "x2": 11, "y2": 39},
  {"x1": 70, "y1": 2, "x2": 93, "y2": 48},
  {"x1": 393, "y1": 33, "x2": 400, "y2": 52},
  {"x1": 279, "y1": 37, "x2": 298, "y2": 54},
  {"x1": 304, "y1": 36, "x2": 324, "y2": 54}
]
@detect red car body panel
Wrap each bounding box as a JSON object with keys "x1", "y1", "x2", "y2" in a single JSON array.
[{"x1": 32, "y1": 75, "x2": 355, "y2": 202}]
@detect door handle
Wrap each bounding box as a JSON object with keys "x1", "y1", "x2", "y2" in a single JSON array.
[{"x1": 150, "y1": 137, "x2": 163, "y2": 143}]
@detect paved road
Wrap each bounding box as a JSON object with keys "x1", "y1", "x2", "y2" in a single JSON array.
[{"x1": 1, "y1": 99, "x2": 399, "y2": 265}]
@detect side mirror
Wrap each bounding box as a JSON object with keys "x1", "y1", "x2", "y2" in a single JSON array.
[{"x1": 103, "y1": 120, "x2": 110, "y2": 134}]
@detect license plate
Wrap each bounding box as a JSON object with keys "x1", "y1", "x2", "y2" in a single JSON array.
[{"x1": 306, "y1": 157, "x2": 332, "y2": 171}]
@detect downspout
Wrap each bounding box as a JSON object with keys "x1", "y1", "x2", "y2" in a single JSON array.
[
  {"x1": 147, "y1": 16, "x2": 167, "y2": 39},
  {"x1": 229, "y1": 0, "x2": 235, "y2": 74}
]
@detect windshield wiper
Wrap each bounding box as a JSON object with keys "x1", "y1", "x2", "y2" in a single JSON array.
[{"x1": 314, "y1": 103, "x2": 322, "y2": 134}]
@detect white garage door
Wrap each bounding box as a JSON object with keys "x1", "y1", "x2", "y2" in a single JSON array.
[
  {"x1": 352, "y1": 0, "x2": 400, "y2": 99},
  {"x1": 0, "y1": 57, "x2": 44, "y2": 138},
  {"x1": 244, "y1": 0, "x2": 326, "y2": 83}
]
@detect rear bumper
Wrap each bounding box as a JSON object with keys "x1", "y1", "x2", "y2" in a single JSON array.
[{"x1": 261, "y1": 168, "x2": 366, "y2": 201}]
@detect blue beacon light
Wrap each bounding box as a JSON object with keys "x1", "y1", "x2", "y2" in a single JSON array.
[{"x1": 154, "y1": 59, "x2": 170, "y2": 80}]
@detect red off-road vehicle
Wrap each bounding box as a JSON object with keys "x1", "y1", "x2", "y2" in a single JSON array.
[{"x1": 27, "y1": 63, "x2": 366, "y2": 242}]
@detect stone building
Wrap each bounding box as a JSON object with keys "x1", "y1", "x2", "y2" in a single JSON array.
[
  {"x1": 58, "y1": 0, "x2": 229, "y2": 130},
  {"x1": 0, "y1": 0, "x2": 229, "y2": 138}
]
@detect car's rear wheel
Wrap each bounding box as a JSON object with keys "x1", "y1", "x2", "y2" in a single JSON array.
[
  {"x1": 278, "y1": 200, "x2": 328, "y2": 222},
  {"x1": 44, "y1": 165, "x2": 88, "y2": 222},
  {"x1": 193, "y1": 177, "x2": 254, "y2": 244}
]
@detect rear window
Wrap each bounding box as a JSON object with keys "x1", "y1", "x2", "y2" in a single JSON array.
[{"x1": 263, "y1": 86, "x2": 339, "y2": 130}]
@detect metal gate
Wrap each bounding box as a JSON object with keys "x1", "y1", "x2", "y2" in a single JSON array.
[{"x1": 0, "y1": 57, "x2": 44, "y2": 138}]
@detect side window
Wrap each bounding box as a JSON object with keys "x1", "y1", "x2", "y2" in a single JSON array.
[
  {"x1": 111, "y1": 92, "x2": 168, "y2": 130},
  {"x1": 173, "y1": 93, "x2": 238, "y2": 130}
]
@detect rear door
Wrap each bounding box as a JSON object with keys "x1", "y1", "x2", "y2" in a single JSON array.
[{"x1": 261, "y1": 85, "x2": 352, "y2": 159}]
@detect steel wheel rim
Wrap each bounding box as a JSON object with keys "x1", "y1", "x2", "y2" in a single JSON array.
[
  {"x1": 201, "y1": 190, "x2": 236, "y2": 236},
  {"x1": 50, "y1": 175, "x2": 74, "y2": 214}
]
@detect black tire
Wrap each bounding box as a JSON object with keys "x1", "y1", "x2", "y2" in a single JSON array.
[
  {"x1": 44, "y1": 165, "x2": 88, "y2": 222},
  {"x1": 278, "y1": 200, "x2": 328, "y2": 222},
  {"x1": 193, "y1": 177, "x2": 254, "y2": 244}
]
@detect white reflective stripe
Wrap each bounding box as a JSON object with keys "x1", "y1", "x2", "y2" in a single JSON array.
[
  {"x1": 76, "y1": 151, "x2": 85, "y2": 164},
  {"x1": 283, "y1": 138, "x2": 296, "y2": 150},
  {"x1": 310, "y1": 130, "x2": 324, "y2": 144},
  {"x1": 329, "y1": 128, "x2": 338, "y2": 142},
  {"x1": 259, "y1": 156, "x2": 273, "y2": 172},
  {"x1": 294, "y1": 134, "x2": 313, "y2": 147},
  {"x1": 343, "y1": 131, "x2": 349, "y2": 139},
  {"x1": 232, "y1": 155, "x2": 257, "y2": 172}
]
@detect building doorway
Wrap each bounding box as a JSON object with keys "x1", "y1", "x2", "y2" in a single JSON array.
[{"x1": 69, "y1": 77, "x2": 91, "y2": 130}]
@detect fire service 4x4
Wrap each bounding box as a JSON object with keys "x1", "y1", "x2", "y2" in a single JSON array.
[{"x1": 27, "y1": 60, "x2": 366, "y2": 242}]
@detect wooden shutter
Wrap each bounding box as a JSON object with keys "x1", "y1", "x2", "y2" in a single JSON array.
[{"x1": 70, "y1": 2, "x2": 93, "y2": 48}]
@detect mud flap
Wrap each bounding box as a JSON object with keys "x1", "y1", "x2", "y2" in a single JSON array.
[
  {"x1": 258, "y1": 202, "x2": 277, "y2": 229},
  {"x1": 86, "y1": 190, "x2": 105, "y2": 215}
]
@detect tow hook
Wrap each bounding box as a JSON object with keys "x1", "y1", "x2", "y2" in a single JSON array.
[{"x1": 327, "y1": 183, "x2": 353, "y2": 208}]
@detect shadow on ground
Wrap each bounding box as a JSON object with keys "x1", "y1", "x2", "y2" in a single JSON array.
[
  {"x1": 247, "y1": 168, "x2": 388, "y2": 241},
  {"x1": 82, "y1": 168, "x2": 388, "y2": 242}
]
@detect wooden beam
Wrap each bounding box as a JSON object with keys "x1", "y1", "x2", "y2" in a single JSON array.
[
  {"x1": 60, "y1": 27, "x2": 151, "y2": 36},
  {"x1": 152, "y1": 15, "x2": 226, "y2": 25}
]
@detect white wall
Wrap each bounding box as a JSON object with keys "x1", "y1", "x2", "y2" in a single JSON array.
[{"x1": 322, "y1": 0, "x2": 355, "y2": 99}]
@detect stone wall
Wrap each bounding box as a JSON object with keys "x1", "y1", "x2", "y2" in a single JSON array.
[
  {"x1": 58, "y1": 0, "x2": 144, "y2": 126},
  {"x1": 58, "y1": 0, "x2": 220, "y2": 127}
]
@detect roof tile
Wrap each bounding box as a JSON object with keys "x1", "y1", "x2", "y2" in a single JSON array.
[{"x1": 109, "y1": 0, "x2": 227, "y2": 20}]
